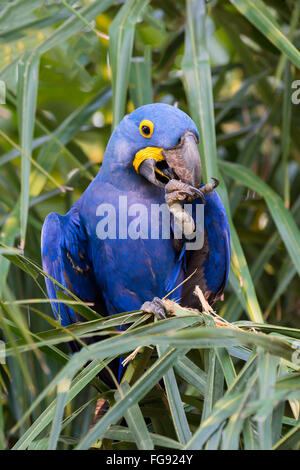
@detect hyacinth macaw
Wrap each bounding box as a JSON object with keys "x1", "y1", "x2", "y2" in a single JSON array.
[{"x1": 41, "y1": 103, "x2": 230, "y2": 373}]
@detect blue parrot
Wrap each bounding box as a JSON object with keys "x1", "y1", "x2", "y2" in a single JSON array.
[{"x1": 41, "y1": 103, "x2": 230, "y2": 376}]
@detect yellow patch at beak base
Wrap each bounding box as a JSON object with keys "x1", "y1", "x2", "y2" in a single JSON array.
[{"x1": 133, "y1": 147, "x2": 164, "y2": 173}]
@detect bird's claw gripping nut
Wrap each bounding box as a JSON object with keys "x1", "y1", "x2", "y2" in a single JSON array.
[
  {"x1": 164, "y1": 178, "x2": 219, "y2": 206},
  {"x1": 164, "y1": 178, "x2": 219, "y2": 237},
  {"x1": 141, "y1": 297, "x2": 170, "y2": 320}
]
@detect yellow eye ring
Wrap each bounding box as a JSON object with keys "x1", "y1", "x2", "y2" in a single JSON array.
[{"x1": 139, "y1": 119, "x2": 154, "y2": 138}]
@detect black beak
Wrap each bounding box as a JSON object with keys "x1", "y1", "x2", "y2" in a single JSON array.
[
  {"x1": 162, "y1": 131, "x2": 201, "y2": 188},
  {"x1": 137, "y1": 158, "x2": 165, "y2": 188},
  {"x1": 138, "y1": 131, "x2": 202, "y2": 189}
]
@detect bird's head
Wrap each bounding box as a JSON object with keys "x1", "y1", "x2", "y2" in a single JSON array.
[{"x1": 101, "y1": 103, "x2": 202, "y2": 189}]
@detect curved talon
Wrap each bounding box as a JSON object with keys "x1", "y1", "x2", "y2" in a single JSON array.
[
  {"x1": 141, "y1": 297, "x2": 169, "y2": 320},
  {"x1": 212, "y1": 177, "x2": 219, "y2": 189},
  {"x1": 164, "y1": 177, "x2": 219, "y2": 207},
  {"x1": 200, "y1": 177, "x2": 219, "y2": 195},
  {"x1": 189, "y1": 186, "x2": 206, "y2": 204},
  {"x1": 165, "y1": 179, "x2": 206, "y2": 205}
]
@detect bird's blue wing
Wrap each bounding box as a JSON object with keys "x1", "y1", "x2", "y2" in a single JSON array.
[
  {"x1": 41, "y1": 206, "x2": 99, "y2": 326},
  {"x1": 179, "y1": 190, "x2": 230, "y2": 307}
]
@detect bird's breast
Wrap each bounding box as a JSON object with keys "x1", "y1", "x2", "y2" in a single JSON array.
[{"x1": 79, "y1": 183, "x2": 178, "y2": 313}]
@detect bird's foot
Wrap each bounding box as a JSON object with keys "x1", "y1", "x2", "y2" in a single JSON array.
[
  {"x1": 165, "y1": 179, "x2": 206, "y2": 205},
  {"x1": 200, "y1": 177, "x2": 219, "y2": 194},
  {"x1": 165, "y1": 178, "x2": 219, "y2": 206},
  {"x1": 141, "y1": 297, "x2": 169, "y2": 320}
]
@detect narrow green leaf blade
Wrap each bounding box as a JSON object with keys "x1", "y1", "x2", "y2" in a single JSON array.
[
  {"x1": 75, "y1": 348, "x2": 183, "y2": 450},
  {"x1": 220, "y1": 161, "x2": 300, "y2": 277},
  {"x1": 157, "y1": 345, "x2": 191, "y2": 445},
  {"x1": 230, "y1": 0, "x2": 300, "y2": 69},
  {"x1": 115, "y1": 382, "x2": 154, "y2": 450},
  {"x1": 17, "y1": 51, "x2": 39, "y2": 245},
  {"x1": 47, "y1": 377, "x2": 71, "y2": 450},
  {"x1": 109, "y1": 0, "x2": 150, "y2": 128}
]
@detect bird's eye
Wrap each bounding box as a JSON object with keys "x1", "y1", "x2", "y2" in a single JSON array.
[{"x1": 139, "y1": 120, "x2": 154, "y2": 138}]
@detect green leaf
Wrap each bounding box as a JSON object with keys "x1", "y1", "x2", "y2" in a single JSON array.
[
  {"x1": 109, "y1": 0, "x2": 150, "y2": 128},
  {"x1": 221, "y1": 187, "x2": 264, "y2": 323},
  {"x1": 220, "y1": 161, "x2": 300, "y2": 277},
  {"x1": 215, "y1": 348, "x2": 236, "y2": 388},
  {"x1": 36, "y1": 0, "x2": 116, "y2": 55},
  {"x1": 174, "y1": 356, "x2": 207, "y2": 396},
  {"x1": 201, "y1": 350, "x2": 224, "y2": 423},
  {"x1": 256, "y1": 349, "x2": 280, "y2": 449},
  {"x1": 48, "y1": 377, "x2": 71, "y2": 450},
  {"x1": 0, "y1": 203, "x2": 20, "y2": 294},
  {"x1": 30, "y1": 87, "x2": 112, "y2": 198},
  {"x1": 75, "y1": 348, "x2": 183, "y2": 450},
  {"x1": 157, "y1": 345, "x2": 191, "y2": 445},
  {"x1": 265, "y1": 259, "x2": 296, "y2": 317},
  {"x1": 17, "y1": 51, "x2": 39, "y2": 245},
  {"x1": 272, "y1": 424, "x2": 300, "y2": 450},
  {"x1": 182, "y1": 0, "x2": 218, "y2": 182},
  {"x1": 230, "y1": 0, "x2": 300, "y2": 69},
  {"x1": 104, "y1": 425, "x2": 183, "y2": 449},
  {"x1": 0, "y1": 383, "x2": 4, "y2": 450},
  {"x1": 129, "y1": 46, "x2": 153, "y2": 108},
  {"x1": 185, "y1": 354, "x2": 258, "y2": 449},
  {"x1": 221, "y1": 373, "x2": 257, "y2": 450},
  {"x1": 181, "y1": 0, "x2": 264, "y2": 323},
  {"x1": 0, "y1": 0, "x2": 46, "y2": 32},
  {"x1": 186, "y1": 393, "x2": 245, "y2": 449},
  {"x1": 282, "y1": 62, "x2": 292, "y2": 207},
  {"x1": 115, "y1": 382, "x2": 154, "y2": 450},
  {"x1": 12, "y1": 360, "x2": 108, "y2": 449}
]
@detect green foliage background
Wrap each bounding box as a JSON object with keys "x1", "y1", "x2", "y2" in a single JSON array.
[{"x1": 0, "y1": 0, "x2": 299, "y2": 450}]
